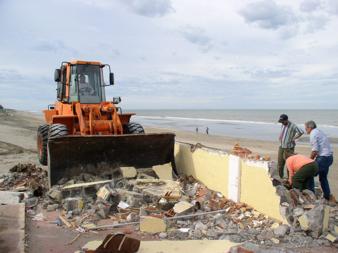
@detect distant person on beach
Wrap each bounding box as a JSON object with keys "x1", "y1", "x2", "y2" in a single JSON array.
[
  {"x1": 196, "y1": 127, "x2": 198, "y2": 133},
  {"x1": 305, "y1": 120, "x2": 334, "y2": 201},
  {"x1": 206, "y1": 127, "x2": 209, "y2": 135},
  {"x1": 278, "y1": 114, "x2": 304, "y2": 179},
  {"x1": 285, "y1": 153, "x2": 318, "y2": 192}
]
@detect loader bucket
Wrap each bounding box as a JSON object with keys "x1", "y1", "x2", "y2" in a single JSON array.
[{"x1": 47, "y1": 133, "x2": 175, "y2": 186}]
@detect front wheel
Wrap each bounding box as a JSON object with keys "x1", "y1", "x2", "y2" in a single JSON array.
[
  {"x1": 37, "y1": 124, "x2": 49, "y2": 165},
  {"x1": 124, "y1": 122, "x2": 145, "y2": 134},
  {"x1": 48, "y1": 123, "x2": 69, "y2": 139}
]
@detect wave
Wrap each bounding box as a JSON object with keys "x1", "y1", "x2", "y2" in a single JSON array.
[{"x1": 135, "y1": 115, "x2": 338, "y2": 129}]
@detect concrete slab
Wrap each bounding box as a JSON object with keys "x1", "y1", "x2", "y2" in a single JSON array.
[
  {"x1": 152, "y1": 163, "x2": 173, "y2": 180},
  {"x1": 0, "y1": 203, "x2": 25, "y2": 253},
  {"x1": 140, "y1": 240, "x2": 238, "y2": 253},
  {"x1": 140, "y1": 216, "x2": 166, "y2": 233},
  {"x1": 0, "y1": 191, "x2": 23, "y2": 205},
  {"x1": 77, "y1": 239, "x2": 238, "y2": 253}
]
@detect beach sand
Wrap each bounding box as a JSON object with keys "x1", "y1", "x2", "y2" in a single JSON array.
[{"x1": 0, "y1": 109, "x2": 337, "y2": 199}]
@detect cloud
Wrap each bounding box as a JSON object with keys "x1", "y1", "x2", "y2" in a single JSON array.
[
  {"x1": 304, "y1": 15, "x2": 328, "y2": 33},
  {"x1": 0, "y1": 68, "x2": 23, "y2": 82},
  {"x1": 120, "y1": 0, "x2": 174, "y2": 17},
  {"x1": 299, "y1": 0, "x2": 321, "y2": 12},
  {"x1": 326, "y1": 0, "x2": 338, "y2": 15},
  {"x1": 248, "y1": 68, "x2": 296, "y2": 79},
  {"x1": 239, "y1": 0, "x2": 296, "y2": 30},
  {"x1": 180, "y1": 26, "x2": 212, "y2": 52},
  {"x1": 33, "y1": 40, "x2": 66, "y2": 53}
]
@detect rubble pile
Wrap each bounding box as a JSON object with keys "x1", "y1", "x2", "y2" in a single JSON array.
[
  {"x1": 275, "y1": 183, "x2": 338, "y2": 245},
  {"x1": 232, "y1": 144, "x2": 270, "y2": 161},
  {"x1": 1, "y1": 163, "x2": 338, "y2": 250},
  {"x1": 0, "y1": 163, "x2": 48, "y2": 197}
]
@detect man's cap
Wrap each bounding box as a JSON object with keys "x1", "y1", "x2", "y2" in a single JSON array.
[{"x1": 278, "y1": 114, "x2": 288, "y2": 123}]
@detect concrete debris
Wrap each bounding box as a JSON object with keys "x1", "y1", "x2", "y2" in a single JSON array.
[
  {"x1": 173, "y1": 201, "x2": 194, "y2": 214},
  {"x1": 152, "y1": 163, "x2": 173, "y2": 180},
  {"x1": 47, "y1": 203, "x2": 59, "y2": 212},
  {"x1": 2, "y1": 162, "x2": 338, "y2": 251},
  {"x1": 0, "y1": 163, "x2": 48, "y2": 196},
  {"x1": 0, "y1": 191, "x2": 23, "y2": 204},
  {"x1": 140, "y1": 216, "x2": 167, "y2": 233},
  {"x1": 120, "y1": 166, "x2": 137, "y2": 178},
  {"x1": 325, "y1": 233, "x2": 337, "y2": 243},
  {"x1": 298, "y1": 204, "x2": 328, "y2": 237},
  {"x1": 96, "y1": 185, "x2": 112, "y2": 200},
  {"x1": 293, "y1": 207, "x2": 304, "y2": 217},
  {"x1": 232, "y1": 144, "x2": 270, "y2": 161},
  {"x1": 47, "y1": 188, "x2": 62, "y2": 203},
  {"x1": 334, "y1": 225, "x2": 338, "y2": 234},
  {"x1": 117, "y1": 201, "x2": 130, "y2": 209},
  {"x1": 270, "y1": 238, "x2": 280, "y2": 244},
  {"x1": 273, "y1": 224, "x2": 289, "y2": 237},
  {"x1": 63, "y1": 197, "x2": 84, "y2": 211}
]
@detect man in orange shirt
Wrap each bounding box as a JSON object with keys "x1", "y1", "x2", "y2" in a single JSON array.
[{"x1": 285, "y1": 154, "x2": 318, "y2": 192}]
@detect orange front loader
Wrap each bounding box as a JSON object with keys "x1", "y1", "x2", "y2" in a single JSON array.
[{"x1": 37, "y1": 60, "x2": 175, "y2": 186}]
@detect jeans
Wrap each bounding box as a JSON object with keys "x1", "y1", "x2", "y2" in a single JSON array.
[{"x1": 316, "y1": 155, "x2": 333, "y2": 200}]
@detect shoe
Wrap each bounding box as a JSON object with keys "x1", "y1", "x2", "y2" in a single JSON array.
[{"x1": 329, "y1": 194, "x2": 336, "y2": 204}]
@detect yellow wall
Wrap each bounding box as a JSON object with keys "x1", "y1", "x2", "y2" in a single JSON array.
[
  {"x1": 174, "y1": 142, "x2": 285, "y2": 222},
  {"x1": 175, "y1": 143, "x2": 229, "y2": 198},
  {"x1": 239, "y1": 160, "x2": 286, "y2": 222}
]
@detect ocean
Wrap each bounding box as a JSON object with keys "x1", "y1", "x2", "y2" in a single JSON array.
[{"x1": 131, "y1": 109, "x2": 338, "y2": 143}]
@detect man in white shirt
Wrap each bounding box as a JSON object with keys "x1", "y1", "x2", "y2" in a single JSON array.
[{"x1": 305, "y1": 120, "x2": 334, "y2": 201}]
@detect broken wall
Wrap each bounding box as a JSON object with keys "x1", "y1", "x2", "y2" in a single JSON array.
[
  {"x1": 174, "y1": 143, "x2": 229, "y2": 198},
  {"x1": 240, "y1": 160, "x2": 285, "y2": 222},
  {"x1": 174, "y1": 142, "x2": 284, "y2": 222}
]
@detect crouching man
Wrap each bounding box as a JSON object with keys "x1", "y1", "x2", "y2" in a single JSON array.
[{"x1": 285, "y1": 154, "x2": 318, "y2": 192}]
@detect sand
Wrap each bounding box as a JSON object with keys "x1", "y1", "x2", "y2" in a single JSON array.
[{"x1": 0, "y1": 109, "x2": 337, "y2": 198}]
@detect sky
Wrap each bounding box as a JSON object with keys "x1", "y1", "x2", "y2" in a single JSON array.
[{"x1": 0, "y1": 0, "x2": 338, "y2": 111}]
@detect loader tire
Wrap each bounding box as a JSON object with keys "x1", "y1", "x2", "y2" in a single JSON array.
[
  {"x1": 48, "y1": 123, "x2": 69, "y2": 139},
  {"x1": 37, "y1": 124, "x2": 49, "y2": 165},
  {"x1": 125, "y1": 122, "x2": 145, "y2": 134}
]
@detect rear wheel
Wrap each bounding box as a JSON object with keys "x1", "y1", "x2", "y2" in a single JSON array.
[
  {"x1": 48, "y1": 123, "x2": 69, "y2": 139},
  {"x1": 37, "y1": 124, "x2": 49, "y2": 165},
  {"x1": 125, "y1": 122, "x2": 145, "y2": 134}
]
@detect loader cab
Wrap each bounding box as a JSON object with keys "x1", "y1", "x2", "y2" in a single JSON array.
[
  {"x1": 55, "y1": 61, "x2": 114, "y2": 104},
  {"x1": 69, "y1": 64, "x2": 106, "y2": 104}
]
